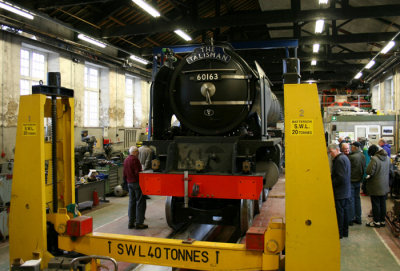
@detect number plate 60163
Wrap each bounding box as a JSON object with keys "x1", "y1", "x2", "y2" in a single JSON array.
[{"x1": 196, "y1": 73, "x2": 220, "y2": 81}]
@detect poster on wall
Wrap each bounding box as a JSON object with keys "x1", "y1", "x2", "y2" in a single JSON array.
[
  {"x1": 382, "y1": 126, "x2": 394, "y2": 136},
  {"x1": 382, "y1": 136, "x2": 394, "y2": 145}
]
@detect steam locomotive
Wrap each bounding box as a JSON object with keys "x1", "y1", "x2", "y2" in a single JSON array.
[{"x1": 139, "y1": 43, "x2": 282, "y2": 234}]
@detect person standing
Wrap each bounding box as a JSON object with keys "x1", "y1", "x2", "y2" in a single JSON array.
[
  {"x1": 378, "y1": 138, "x2": 391, "y2": 157},
  {"x1": 123, "y1": 146, "x2": 148, "y2": 229},
  {"x1": 328, "y1": 144, "x2": 351, "y2": 239},
  {"x1": 138, "y1": 144, "x2": 154, "y2": 200},
  {"x1": 341, "y1": 143, "x2": 350, "y2": 156},
  {"x1": 138, "y1": 144, "x2": 153, "y2": 170},
  {"x1": 365, "y1": 145, "x2": 390, "y2": 228},
  {"x1": 348, "y1": 142, "x2": 366, "y2": 225},
  {"x1": 338, "y1": 137, "x2": 344, "y2": 149}
]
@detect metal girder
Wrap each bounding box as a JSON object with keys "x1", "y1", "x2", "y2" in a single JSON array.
[
  {"x1": 102, "y1": 5, "x2": 400, "y2": 37},
  {"x1": 89, "y1": 0, "x2": 132, "y2": 26},
  {"x1": 301, "y1": 73, "x2": 352, "y2": 82},
  {"x1": 300, "y1": 64, "x2": 363, "y2": 72},
  {"x1": 242, "y1": 51, "x2": 379, "y2": 62},
  {"x1": 268, "y1": 71, "x2": 353, "y2": 83},
  {"x1": 300, "y1": 51, "x2": 379, "y2": 61},
  {"x1": 300, "y1": 32, "x2": 400, "y2": 45},
  {"x1": 34, "y1": 0, "x2": 113, "y2": 9},
  {"x1": 376, "y1": 18, "x2": 400, "y2": 31},
  {"x1": 261, "y1": 63, "x2": 362, "y2": 73}
]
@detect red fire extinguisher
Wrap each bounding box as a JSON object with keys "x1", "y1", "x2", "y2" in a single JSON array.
[{"x1": 93, "y1": 190, "x2": 99, "y2": 206}]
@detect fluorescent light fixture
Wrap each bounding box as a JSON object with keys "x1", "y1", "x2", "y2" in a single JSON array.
[
  {"x1": 381, "y1": 41, "x2": 395, "y2": 54},
  {"x1": 305, "y1": 79, "x2": 317, "y2": 84},
  {"x1": 365, "y1": 60, "x2": 376, "y2": 69},
  {"x1": 354, "y1": 72, "x2": 362, "y2": 79},
  {"x1": 132, "y1": 0, "x2": 160, "y2": 18},
  {"x1": 311, "y1": 60, "x2": 317, "y2": 66},
  {"x1": 313, "y1": 43, "x2": 320, "y2": 53},
  {"x1": 130, "y1": 55, "x2": 149, "y2": 65},
  {"x1": 315, "y1": 19, "x2": 324, "y2": 33},
  {"x1": 174, "y1": 29, "x2": 192, "y2": 41},
  {"x1": 77, "y1": 34, "x2": 106, "y2": 48},
  {"x1": 319, "y1": 0, "x2": 329, "y2": 4},
  {"x1": 0, "y1": 2, "x2": 34, "y2": 20}
]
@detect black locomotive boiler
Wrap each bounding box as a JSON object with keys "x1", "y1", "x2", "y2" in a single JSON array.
[{"x1": 140, "y1": 43, "x2": 282, "y2": 234}]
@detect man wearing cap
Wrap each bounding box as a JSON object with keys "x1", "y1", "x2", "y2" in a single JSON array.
[{"x1": 348, "y1": 141, "x2": 366, "y2": 225}]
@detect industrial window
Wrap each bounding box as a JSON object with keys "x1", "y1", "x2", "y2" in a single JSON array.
[
  {"x1": 384, "y1": 77, "x2": 394, "y2": 112},
  {"x1": 371, "y1": 84, "x2": 380, "y2": 110},
  {"x1": 20, "y1": 48, "x2": 47, "y2": 95},
  {"x1": 125, "y1": 76, "x2": 134, "y2": 127},
  {"x1": 84, "y1": 65, "x2": 100, "y2": 127},
  {"x1": 134, "y1": 79, "x2": 142, "y2": 127}
]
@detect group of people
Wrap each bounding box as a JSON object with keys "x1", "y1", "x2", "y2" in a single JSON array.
[
  {"x1": 123, "y1": 135, "x2": 392, "y2": 235},
  {"x1": 328, "y1": 138, "x2": 391, "y2": 239},
  {"x1": 123, "y1": 144, "x2": 153, "y2": 230}
]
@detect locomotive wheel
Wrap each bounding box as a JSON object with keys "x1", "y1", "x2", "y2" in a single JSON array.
[
  {"x1": 240, "y1": 199, "x2": 254, "y2": 235},
  {"x1": 254, "y1": 189, "x2": 264, "y2": 215},
  {"x1": 165, "y1": 196, "x2": 178, "y2": 230}
]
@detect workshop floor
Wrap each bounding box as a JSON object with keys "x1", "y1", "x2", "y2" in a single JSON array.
[{"x1": 0, "y1": 176, "x2": 399, "y2": 271}]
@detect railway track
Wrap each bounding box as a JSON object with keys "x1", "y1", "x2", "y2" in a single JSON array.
[{"x1": 129, "y1": 223, "x2": 242, "y2": 271}]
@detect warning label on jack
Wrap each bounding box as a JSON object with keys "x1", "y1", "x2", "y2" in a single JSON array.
[
  {"x1": 22, "y1": 123, "x2": 37, "y2": 136},
  {"x1": 290, "y1": 119, "x2": 313, "y2": 136}
]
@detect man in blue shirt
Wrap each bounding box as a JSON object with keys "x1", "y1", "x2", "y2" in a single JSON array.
[{"x1": 378, "y1": 138, "x2": 391, "y2": 157}]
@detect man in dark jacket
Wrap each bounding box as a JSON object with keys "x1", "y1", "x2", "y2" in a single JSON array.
[
  {"x1": 328, "y1": 144, "x2": 351, "y2": 239},
  {"x1": 366, "y1": 145, "x2": 390, "y2": 228},
  {"x1": 123, "y1": 146, "x2": 148, "y2": 230},
  {"x1": 348, "y1": 142, "x2": 366, "y2": 225}
]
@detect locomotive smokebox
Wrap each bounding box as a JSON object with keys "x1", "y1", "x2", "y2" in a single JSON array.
[{"x1": 167, "y1": 44, "x2": 281, "y2": 136}]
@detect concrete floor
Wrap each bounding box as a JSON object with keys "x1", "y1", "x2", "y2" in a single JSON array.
[{"x1": 0, "y1": 177, "x2": 399, "y2": 271}]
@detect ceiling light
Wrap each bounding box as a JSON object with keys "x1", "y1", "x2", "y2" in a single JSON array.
[
  {"x1": 0, "y1": 1, "x2": 34, "y2": 20},
  {"x1": 381, "y1": 41, "x2": 395, "y2": 54},
  {"x1": 77, "y1": 34, "x2": 106, "y2": 48},
  {"x1": 354, "y1": 72, "x2": 362, "y2": 79},
  {"x1": 174, "y1": 29, "x2": 192, "y2": 41},
  {"x1": 319, "y1": 0, "x2": 329, "y2": 4},
  {"x1": 130, "y1": 55, "x2": 149, "y2": 65},
  {"x1": 315, "y1": 19, "x2": 324, "y2": 33},
  {"x1": 365, "y1": 60, "x2": 376, "y2": 69},
  {"x1": 313, "y1": 44, "x2": 320, "y2": 53},
  {"x1": 132, "y1": 0, "x2": 160, "y2": 18},
  {"x1": 311, "y1": 60, "x2": 317, "y2": 66}
]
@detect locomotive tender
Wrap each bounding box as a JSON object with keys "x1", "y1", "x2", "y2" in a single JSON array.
[{"x1": 140, "y1": 43, "x2": 282, "y2": 233}]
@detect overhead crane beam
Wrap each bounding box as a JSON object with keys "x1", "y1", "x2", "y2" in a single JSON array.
[{"x1": 102, "y1": 5, "x2": 400, "y2": 37}]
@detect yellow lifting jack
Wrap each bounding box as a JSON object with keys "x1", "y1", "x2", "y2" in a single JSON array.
[{"x1": 9, "y1": 73, "x2": 340, "y2": 271}]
